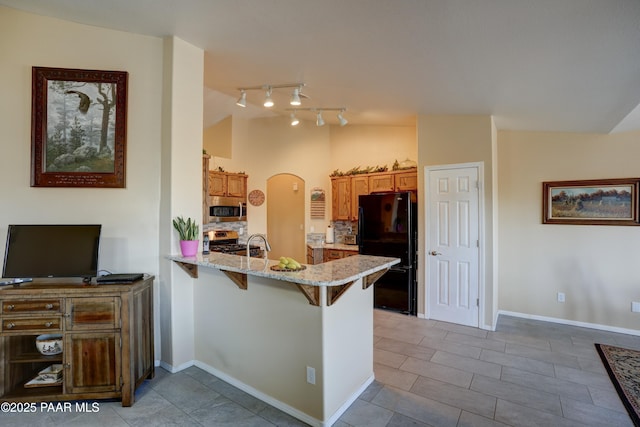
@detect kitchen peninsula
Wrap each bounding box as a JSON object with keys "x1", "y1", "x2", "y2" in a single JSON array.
[{"x1": 169, "y1": 252, "x2": 399, "y2": 426}]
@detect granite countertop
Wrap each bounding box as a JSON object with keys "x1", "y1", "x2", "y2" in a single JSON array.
[
  {"x1": 307, "y1": 242, "x2": 360, "y2": 251},
  {"x1": 168, "y1": 252, "x2": 399, "y2": 287}
]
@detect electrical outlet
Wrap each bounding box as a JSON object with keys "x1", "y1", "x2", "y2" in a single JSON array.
[
  {"x1": 632, "y1": 302, "x2": 640, "y2": 313},
  {"x1": 557, "y1": 292, "x2": 565, "y2": 303},
  {"x1": 306, "y1": 366, "x2": 316, "y2": 385}
]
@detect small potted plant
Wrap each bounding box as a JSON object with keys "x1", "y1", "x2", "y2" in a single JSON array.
[{"x1": 173, "y1": 216, "x2": 199, "y2": 257}]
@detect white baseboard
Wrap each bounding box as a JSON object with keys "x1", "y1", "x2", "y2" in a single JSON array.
[
  {"x1": 193, "y1": 360, "x2": 372, "y2": 427},
  {"x1": 157, "y1": 359, "x2": 195, "y2": 374},
  {"x1": 498, "y1": 310, "x2": 640, "y2": 336}
]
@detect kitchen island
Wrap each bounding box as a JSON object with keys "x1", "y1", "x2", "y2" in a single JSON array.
[{"x1": 168, "y1": 253, "x2": 399, "y2": 426}]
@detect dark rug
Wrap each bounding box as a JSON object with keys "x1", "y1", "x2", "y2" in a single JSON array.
[{"x1": 595, "y1": 343, "x2": 640, "y2": 426}]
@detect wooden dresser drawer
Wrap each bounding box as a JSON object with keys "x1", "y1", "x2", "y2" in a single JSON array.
[
  {"x1": 2, "y1": 299, "x2": 62, "y2": 314},
  {"x1": 2, "y1": 317, "x2": 62, "y2": 332}
]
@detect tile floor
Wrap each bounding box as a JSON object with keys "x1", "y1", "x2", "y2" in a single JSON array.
[{"x1": 2, "y1": 310, "x2": 638, "y2": 426}]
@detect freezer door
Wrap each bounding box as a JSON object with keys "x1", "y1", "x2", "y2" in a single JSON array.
[{"x1": 374, "y1": 266, "x2": 416, "y2": 315}]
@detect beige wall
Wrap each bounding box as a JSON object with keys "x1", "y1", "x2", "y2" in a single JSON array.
[
  {"x1": 210, "y1": 119, "x2": 417, "y2": 237},
  {"x1": 417, "y1": 115, "x2": 497, "y2": 328},
  {"x1": 213, "y1": 116, "x2": 333, "y2": 235},
  {"x1": 329, "y1": 125, "x2": 417, "y2": 172},
  {"x1": 0, "y1": 7, "x2": 165, "y2": 351},
  {"x1": 203, "y1": 115, "x2": 232, "y2": 158},
  {"x1": 159, "y1": 36, "x2": 204, "y2": 370},
  {"x1": 498, "y1": 130, "x2": 640, "y2": 331}
]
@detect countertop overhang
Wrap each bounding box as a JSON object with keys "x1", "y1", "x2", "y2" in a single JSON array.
[{"x1": 168, "y1": 253, "x2": 400, "y2": 306}]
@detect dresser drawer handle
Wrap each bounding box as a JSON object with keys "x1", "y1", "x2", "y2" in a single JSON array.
[
  {"x1": 45, "y1": 303, "x2": 54, "y2": 310},
  {"x1": 44, "y1": 322, "x2": 53, "y2": 328},
  {"x1": 6, "y1": 322, "x2": 15, "y2": 329},
  {"x1": 6, "y1": 304, "x2": 14, "y2": 311}
]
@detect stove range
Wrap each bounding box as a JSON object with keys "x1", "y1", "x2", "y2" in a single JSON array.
[{"x1": 208, "y1": 230, "x2": 263, "y2": 257}]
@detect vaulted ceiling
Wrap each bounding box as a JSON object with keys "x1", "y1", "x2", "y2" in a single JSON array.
[{"x1": 3, "y1": 0, "x2": 640, "y2": 132}]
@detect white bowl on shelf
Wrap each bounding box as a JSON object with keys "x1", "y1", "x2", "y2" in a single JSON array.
[{"x1": 35, "y1": 334, "x2": 63, "y2": 355}]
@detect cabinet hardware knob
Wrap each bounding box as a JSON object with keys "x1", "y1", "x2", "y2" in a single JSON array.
[
  {"x1": 6, "y1": 304, "x2": 14, "y2": 311},
  {"x1": 44, "y1": 322, "x2": 53, "y2": 328},
  {"x1": 45, "y1": 303, "x2": 54, "y2": 310},
  {"x1": 6, "y1": 322, "x2": 15, "y2": 329},
  {"x1": 64, "y1": 363, "x2": 71, "y2": 369}
]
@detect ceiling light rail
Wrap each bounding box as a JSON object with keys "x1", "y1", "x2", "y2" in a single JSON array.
[
  {"x1": 286, "y1": 107, "x2": 348, "y2": 127},
  {"x1": 235, "y1": 83, "x2": 307, "y2": 108}
]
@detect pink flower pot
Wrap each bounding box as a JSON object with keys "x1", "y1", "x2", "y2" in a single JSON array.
[{"x1": 179, "y1": 240, "x2": 199, "y2": 257}]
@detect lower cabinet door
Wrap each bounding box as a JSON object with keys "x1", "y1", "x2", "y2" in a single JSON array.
[{"x1": 66, "y1": 332, "x2": 121, "y2": 394}]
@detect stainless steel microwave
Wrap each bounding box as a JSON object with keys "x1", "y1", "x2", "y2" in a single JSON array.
[{"x1": 209, "y1": 196, "x2": 247, "y2": 222}]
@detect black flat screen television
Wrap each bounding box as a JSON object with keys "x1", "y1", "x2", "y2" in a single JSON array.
[{"x1": 2, "y1": 224, "x2": 101, "y2": 282}]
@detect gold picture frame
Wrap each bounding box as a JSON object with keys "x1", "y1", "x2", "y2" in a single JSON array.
[{"x1": 542, "y1": 178, "x2": 640, "y2": 225}]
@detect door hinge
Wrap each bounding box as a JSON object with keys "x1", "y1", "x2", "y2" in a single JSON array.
[
  {"x1": 477, "y1": 298, "x2": 480, "y2": 307},
  {"x1": 119, "y1": 337, "x2": 122, "y2": 348}
]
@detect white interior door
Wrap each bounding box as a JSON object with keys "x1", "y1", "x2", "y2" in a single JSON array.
[{"x1": 427, "y1": 166, "x2": 480, "y2": 327}]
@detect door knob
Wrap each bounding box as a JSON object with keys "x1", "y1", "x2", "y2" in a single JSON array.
[{"x1": 429, "y1": 251, "x2": 442, "y2": 256}]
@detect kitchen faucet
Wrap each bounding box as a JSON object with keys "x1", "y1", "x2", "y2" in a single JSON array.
[{"x1": 246, "y1": 233, "x2": 271, "y2": 260}]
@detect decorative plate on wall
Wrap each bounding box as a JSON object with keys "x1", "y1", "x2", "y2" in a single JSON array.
[{"x1": 248, "y1": 189, "x2": 265, "y2": 206}]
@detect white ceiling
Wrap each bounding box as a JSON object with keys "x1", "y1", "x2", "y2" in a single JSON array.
[{"x1": 3, "y1": 0, "x2": 640, "y2": 132}]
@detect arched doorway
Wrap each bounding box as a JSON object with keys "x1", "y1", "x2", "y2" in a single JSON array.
[{"x1": 267, "y1": 174, "x2": 306, "y2": 261}]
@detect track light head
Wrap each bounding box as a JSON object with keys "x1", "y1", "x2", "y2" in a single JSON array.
[
  {"x1": 337, "y1": 111, "x2": 348, "y2": 126},
  {"x1": 290, "y1": 87, "x2": 302, "y2": 106},
  {"x1": 290, "y1": 113, "x2": 299, "y2": 126},
  {"x1": 316, "y1": 111, "x2": 325, "y2": 127},
  {"x1": 236, "y1": 90, "x2": 247, "y2": 108},
  {"x1": 263, "y1": 87, "x2": 274, "y2": 108}
]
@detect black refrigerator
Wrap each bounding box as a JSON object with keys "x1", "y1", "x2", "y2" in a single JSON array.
[{"x1": 358, "y1": 191, "x2": 417, "y2": 315}]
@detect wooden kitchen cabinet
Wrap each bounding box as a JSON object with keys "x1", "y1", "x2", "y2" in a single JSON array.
[
  {"x1": 368, "y1": 172, "x2": 395, "y2": 193},
  {"x1": 323, "y1": 248, "x2": 358, "y2": 263},
  {"x1": 0, "y1": 277, "x2": 154, "y2": 406},
  {"x1": 306, "y1": 246, "x2": 323, "y2": 265},
  {"x1": 395, "y1": 171, "x2": 418, "y2": 192},
  {"x1": 208, "y1": 171, "x2": 248, "y2": 198},
  {"x1": 331, "y1": 169, "x2": 417, "y2": 220},
  {"x1": 350, "y1": 175, "x2": 369, "y2": 220},
  {"x1": 331, "y1": 177, "x2": 351, "y2": 221},
  {"x1": 226, "y1": 174, "x2": 247, "y2": 198}
]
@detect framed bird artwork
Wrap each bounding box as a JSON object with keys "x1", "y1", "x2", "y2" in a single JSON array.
[{"x1": 31, "y1": 67, "x2": 128, "y2": 188}]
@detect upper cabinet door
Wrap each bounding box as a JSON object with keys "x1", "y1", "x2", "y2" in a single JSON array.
[
  {"x1": 226, "y1": 174, "x2": 247, "y2": 198},
  {"x1": 350, "y1": 175, "x2": 369, "y2": 220},
  {"x1": 331, "y1": 177, "x2": 351, "y2": 221},
  {"x1": 208, "y1": 172, "x2": 227, "y2": 196},
  {"x1": 369, "y1": 173, "x2": 394, "y2": 193},
  {"x1": 395, "y1": 171, "x2": 417, "y2": 192}
]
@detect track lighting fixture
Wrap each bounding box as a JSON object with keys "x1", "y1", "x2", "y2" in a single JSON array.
[
  {"x1": 337, "y1": 110, "x2": 348, "y2": 126},
  {"x1": 236, "y1": 90, "x2": 247, "y2": 108},
  {"x1": 236, "y1": 83, "x2": 307, "y2": 109},
  {"x1": 290, "y1": 113, "x2": 299, "y2": 126},
  {"x1": 263, "y1": 87, "x2": 274, "y2": 108},
  {"x1": 290, "y1": 86, "x2": 302, "y2": 106},
  {"x1": 286, "y1": 107, "x2": 348, "y2": 127}
]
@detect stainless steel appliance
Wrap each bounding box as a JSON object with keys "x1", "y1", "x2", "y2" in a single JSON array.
[
  {"x1": 358, "y1": 191, "x2": 417, "y2": 315},
  {"x1": 343, "y1": 234, "x2": 357, "y2": 245},
  {"x1": 208, "y1": 230, "x2": 262, "y2": 257},
  {"x1": 209, "y1": 196, "x2": 247, "y2": 222}
]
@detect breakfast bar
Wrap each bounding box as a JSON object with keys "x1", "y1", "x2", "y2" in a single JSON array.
[{"x1": 169, "y1": 253, "x2": 399, "y2": 426}]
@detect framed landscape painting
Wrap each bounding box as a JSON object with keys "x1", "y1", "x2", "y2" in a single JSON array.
[
  {"x1": 31, "y1": 67, "x2": 128, "y2": 188},
  {"x1": 542, "y1": 178, "x2": 640, "y2": 225}
]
